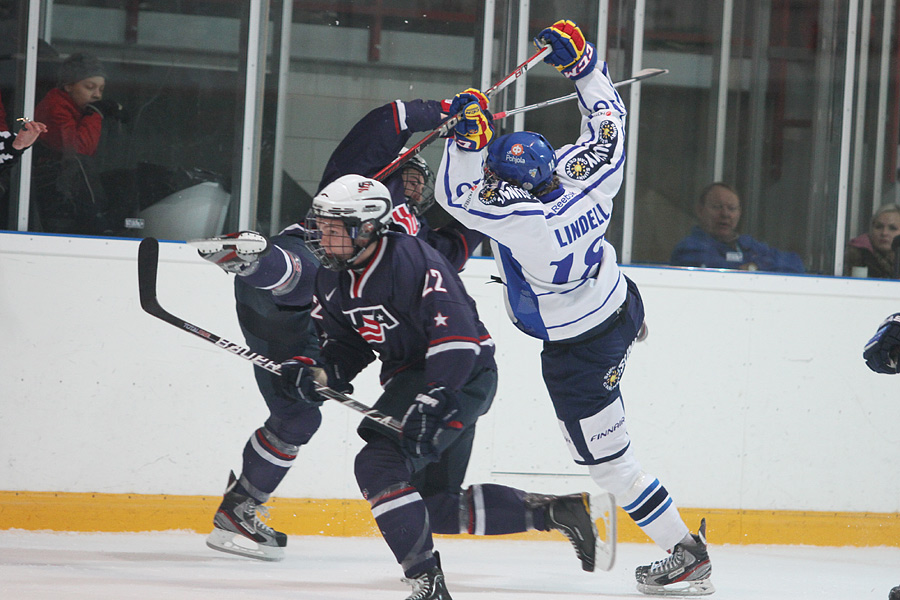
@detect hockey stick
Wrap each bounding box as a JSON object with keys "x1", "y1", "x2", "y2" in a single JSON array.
[
  {"x1": 492, "y1": 68, "x2": 669, "y2": 121},
  {"x1": 137, "y1": 237, "x2": 403, "y2": 433},
  {"x1": 372, "y1": 45, "x2": 551, "y2": 182}
]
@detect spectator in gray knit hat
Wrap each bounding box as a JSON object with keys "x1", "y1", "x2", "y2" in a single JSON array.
[
  {"x1": 56, "y1": 53, "x2": 107, "y2": 89},
  {"x1": 32, "y1": 52, "x2": 127, "y2": 235},
  {"x1": 35, "y1": 53, "x2": 108, "y2": 156}
]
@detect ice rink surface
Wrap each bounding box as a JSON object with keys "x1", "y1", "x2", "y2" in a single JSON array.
[{"x1": 1, "y1": 530, "x2": 898, "y2": 599}]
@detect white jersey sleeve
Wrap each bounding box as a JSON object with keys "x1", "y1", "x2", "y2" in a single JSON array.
[{"x1": 435, "y1": 61, "x2": 629, "y2": 342}]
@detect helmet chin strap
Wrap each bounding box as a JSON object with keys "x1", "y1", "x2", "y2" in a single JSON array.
[{"x1": 347, "y1": 239, "x2": 379, "y2": 270}]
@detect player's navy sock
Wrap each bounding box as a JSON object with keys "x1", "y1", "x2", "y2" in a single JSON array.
[
  {"x1": 356, "y1": 437, "x2": 436, "y2": 577},
  {"x1": 425, "y1": 484, "x2": 541, "y2": 535},
  {"x1": 237, "y1": 427, "x2": 298, "y2": 502}
]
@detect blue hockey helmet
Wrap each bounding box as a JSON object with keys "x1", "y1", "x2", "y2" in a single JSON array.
[{"x1": 486, "y1": 132, "x2": 557, "y2": 192}]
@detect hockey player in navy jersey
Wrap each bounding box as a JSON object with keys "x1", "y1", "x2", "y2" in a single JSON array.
[
  {"x1": 433, "y1": 19, "x2": 714, "y2": 596},
  {"x1": 316, "y1": 97, "x2": 485, "y2": 269},
  {"x1": 862, "y1": 318, "x2": 900, "y2": 600},
  {"x1": 194, "y1": 94, "x2": 599, "y2": 580},
  {"x1": 198, "y1": 97, "x2": 484, "y2": 561},
  {"x1": 279, "y1": 174, "x2": 600, "y2": 599}
]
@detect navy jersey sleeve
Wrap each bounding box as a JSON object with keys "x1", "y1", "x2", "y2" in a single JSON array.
[
  {"x1": 317, "y1": 99, "x2": 444, "y2": 192},
  {"x1": 419, "y1": 220, "x2": 485, "y2": 272},
  {"x1": 238, "y1": 226, "x2": 318, "y2": 307},
  {"x1": 391, "y1": 204, "x2": 484, "y2": 271}
]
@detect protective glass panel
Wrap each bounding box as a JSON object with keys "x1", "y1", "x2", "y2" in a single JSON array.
[
  {"x1": 20, "y1": 0, "x2": 247, "y2": 239},
  {"x1": 259, "y1": 0, "x2": 480, "y2": 234},
  {"x1": 495, "y1": 1, "x2": 599, "y2": 161},
  {"x1": 625, "y1": 0, "x2": 899, "y2": 278},
  {"x1": 842, "y1": 0, "x2": 900, "y2": 279},
  {"x1": 0, "y1": 0, "x2": 27, "y2": 226}
]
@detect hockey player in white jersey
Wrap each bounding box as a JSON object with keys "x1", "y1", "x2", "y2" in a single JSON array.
[{"x1": 434, "y1": 19, "x2": 714, "y2": 596}]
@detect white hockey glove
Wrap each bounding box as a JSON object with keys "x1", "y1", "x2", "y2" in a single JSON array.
[{"x1": 189, "y1": 231, "x2": 270, "y2": 275}]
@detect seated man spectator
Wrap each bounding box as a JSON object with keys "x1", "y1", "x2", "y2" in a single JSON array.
[
  {"x1": 670, "y1": 182, "x2": 804, "y2": 273},
  {"x1": 844, "y1": 203, "x2": 900, "y2": 279}
]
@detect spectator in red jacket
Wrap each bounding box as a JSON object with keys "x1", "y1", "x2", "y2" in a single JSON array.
[
  {"x1": 31, "y1": 53, "x2": 127, "y2": 235},
  {"x1": 35, "y1": 53, "x2": 106, "y2": 157}
]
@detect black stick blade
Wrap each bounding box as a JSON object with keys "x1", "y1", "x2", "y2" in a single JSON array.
[{"x1": 137, "y1": 237, "x2": 160, "y2": 312}]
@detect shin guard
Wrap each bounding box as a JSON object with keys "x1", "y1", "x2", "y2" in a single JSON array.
[
  {"x1": 356, "y1": 438, "x2": 435, "y2": 577},
  {"x1": 617, "y1": 471, "x2": 689, "y2": 551},
  {"x1": 238, "y1": 427, "x2": 298, "y2": 503}
]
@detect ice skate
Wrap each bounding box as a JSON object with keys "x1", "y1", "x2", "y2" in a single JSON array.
[
  {"x1": 401, "y1": 552, "x2": 452, "y2": 600},
  {"x1": 635, "y1": 518, "x2": 714, "y2": 596},
  {"x1": 205, "y1": 471, "x2": 286, "y2": 561},
  {"x1": 527, "y1": 492, "x2": 601, "y2": 572}
]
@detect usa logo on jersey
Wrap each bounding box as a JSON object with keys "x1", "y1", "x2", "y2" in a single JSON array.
[
  {"x1": 344, "y1": 305, "x2": 399, "y2": 343},
  {"x1": 391, "y1": 204, "x2": 420, "y2": 235}
]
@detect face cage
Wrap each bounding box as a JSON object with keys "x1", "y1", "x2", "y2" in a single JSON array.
[
  {"x1": 303, "y1": 213, "x2": 370, "y2": 271},
  {"x1": 482, "y1": 165, "x2": 502, "y2": 185},
  {"x1": 401, "y1": 163, "x2": 436, "y2": 216},
  {"x1": 483, "y1": 163, "x2": 553, "y2": 195},
  {"x1": 483, "y1": 164, "x2": 527, "y2": 191}
]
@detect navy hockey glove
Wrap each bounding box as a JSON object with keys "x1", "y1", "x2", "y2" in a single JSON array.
[
  {"x1": 278, "y1": 356, "x2": 328, "y2": 406},
  {"x1": 863, "y1": 313, "x2": 900, "y2": 374},
  {"x1": 193, "y1": 231, "x2": 270, "y2": 275},
  {"x1": 535, "y1": 20, "x2": 597, "y2": 80},
  {"x1": 448, "y1": 89, "x2": 494, "y2": 152},
  {"x1": 400, "y1": 387, "x2": 464, "y2": 461},
  {"x1": 278, "y1": 356, "x2": 354, "y2": 406}
]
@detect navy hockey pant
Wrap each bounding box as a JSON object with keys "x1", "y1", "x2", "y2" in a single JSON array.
[
  {"x1": 231, "y1": 275, "x2": 321, "y2": 502},
  {"x1": 355, "y1": 366, "x2": 538, "y2": 577},
  {"x1": 541, "y1": 275, "x2": 644, "y2": 464}
]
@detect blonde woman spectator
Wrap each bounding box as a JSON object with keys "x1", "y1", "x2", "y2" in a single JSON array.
[{"x1": 845, "y1": 203, "x2": 900, "y2": 279}]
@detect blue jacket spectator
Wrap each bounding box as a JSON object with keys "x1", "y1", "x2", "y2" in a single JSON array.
[{"x1": 670, "y1": 182, "x2": 804, "y2": 273}]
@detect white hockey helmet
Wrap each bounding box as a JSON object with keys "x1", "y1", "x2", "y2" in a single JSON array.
[{"x1": 305, "y1": 174, "x2": 393, "y2": 270}]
